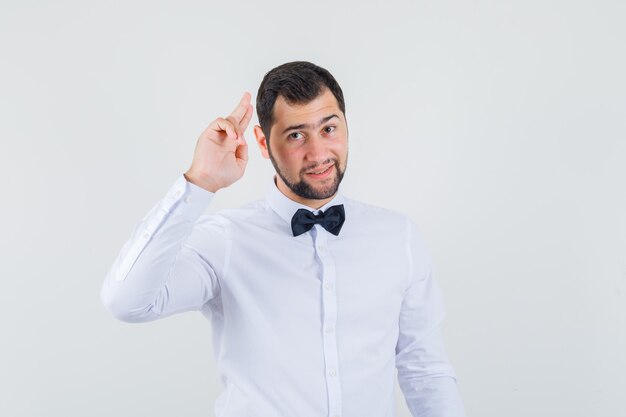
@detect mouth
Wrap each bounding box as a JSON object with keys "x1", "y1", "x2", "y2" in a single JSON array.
[{"x1": 306, "y1": 164, "x2": 334, "y2": 179}]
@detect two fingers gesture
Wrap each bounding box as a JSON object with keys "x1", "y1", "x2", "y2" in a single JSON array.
[{"x1": 185, "y1": 92, "x2": 255, "y2": 193}]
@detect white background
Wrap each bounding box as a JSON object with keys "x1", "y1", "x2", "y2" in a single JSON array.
[{"x1": 1, "y1": 1, "x2": 624, "y2": 416}]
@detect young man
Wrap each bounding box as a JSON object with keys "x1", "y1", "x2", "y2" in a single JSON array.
[{"x1": 101, "y1": 61, "x2": 466, "y2": 417}]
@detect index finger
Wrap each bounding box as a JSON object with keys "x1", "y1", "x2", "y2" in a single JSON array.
[
  {"x1": 229, "y1": 91, "x2": 251, "y2": 124},
  {"x1": 239, "y1": 104, "x2": 254, "y2": 132}
]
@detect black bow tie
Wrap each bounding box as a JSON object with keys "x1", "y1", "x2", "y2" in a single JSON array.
[{"x1": 291, "y1": 204, "x2": 345, "y2": 237}]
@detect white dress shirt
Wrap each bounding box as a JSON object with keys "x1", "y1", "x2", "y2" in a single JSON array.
[{"x1": 101, "y1": 173, "x2": 466, "y2": 417}]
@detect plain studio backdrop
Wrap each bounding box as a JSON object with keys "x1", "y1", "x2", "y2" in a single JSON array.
[{"x1": 1, "y1": 0, "x2": 624, "y2": 416}]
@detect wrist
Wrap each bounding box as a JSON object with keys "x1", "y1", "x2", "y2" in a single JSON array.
[{"x1": 183, "y1": 171, "x2": 220, "y2": 193}]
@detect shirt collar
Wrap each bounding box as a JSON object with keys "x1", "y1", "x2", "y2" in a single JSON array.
[{"x1": 265, "y1": 174, "x2": 347, "y2": 227}]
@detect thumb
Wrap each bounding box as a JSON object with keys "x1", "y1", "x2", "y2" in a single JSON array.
[{"x1": 235, "y1": 139, "x2": 248, "y2": 164}]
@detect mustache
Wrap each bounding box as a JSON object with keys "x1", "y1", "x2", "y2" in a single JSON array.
[{"x1": 302, "y1": 159, "x2": 336, "y2": 173}]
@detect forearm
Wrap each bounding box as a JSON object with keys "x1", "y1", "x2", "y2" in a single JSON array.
[
  {"x1": 100, "y1": 174, "x2": 215, "y2": 322},
  {"x1": 400, "y1": 375, "x2": 466, "y2": 417}
]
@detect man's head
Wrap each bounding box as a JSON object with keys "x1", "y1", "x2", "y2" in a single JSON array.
[{"x1": 253, "y1": 61, "x2": 349, "y2": 209}]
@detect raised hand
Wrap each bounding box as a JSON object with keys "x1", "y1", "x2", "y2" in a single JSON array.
[{"x1": 184, "y1": 92, "x2": 254, "y2": 192}]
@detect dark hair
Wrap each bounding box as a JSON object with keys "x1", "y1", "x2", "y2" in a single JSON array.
[{"x1": 256, "y1": 61, "x2": 346, "y2": 140}]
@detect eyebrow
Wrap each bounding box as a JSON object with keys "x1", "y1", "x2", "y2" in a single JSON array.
[{"x1": 281, "y1": 114, "x2": 339, "y2": 135}]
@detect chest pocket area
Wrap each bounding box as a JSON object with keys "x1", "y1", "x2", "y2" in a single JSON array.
[{"x1": 214, "y1": 382, "x2": 250, "y2": 417}]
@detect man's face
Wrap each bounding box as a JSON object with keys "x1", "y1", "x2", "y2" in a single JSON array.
[{"x1": 254, "y1": 88, "x2": 349, "y2": 208}]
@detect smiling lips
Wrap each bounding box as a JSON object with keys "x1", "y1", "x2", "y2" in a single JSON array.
[{"x1": 306, "y1": 164, "x2": 334, "y2": 179}]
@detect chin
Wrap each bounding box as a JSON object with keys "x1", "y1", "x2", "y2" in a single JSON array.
[{"x1": 309, "y1": 178, "x2": 340, "y2": 198}]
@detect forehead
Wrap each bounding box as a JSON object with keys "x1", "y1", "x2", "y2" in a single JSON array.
[{"x1": 271, "y1": 88, "x2": 342, "y2": 132}]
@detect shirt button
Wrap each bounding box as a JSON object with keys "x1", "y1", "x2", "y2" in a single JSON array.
[
  {"x1": 318, "y1": 245, "x2": 326, "y2": 251},
  {"x1": 184, "y1": 196, "x2": 192, "y2": 203},
  {"x1": 174, "y1": 190, "x2": 182, "y2": 198},
  {"x1": 325, "y1": 327, "x2": 333, "y2": 333},
  {"x1": 324, "y1": 283, "x2": 333, "y2": 290},
  {"x1": 329, "y1": 369, "x2": 336, "y2": 376},
  {"x1": 142, "y1": 232, "x2": 150, "y2": 239}
]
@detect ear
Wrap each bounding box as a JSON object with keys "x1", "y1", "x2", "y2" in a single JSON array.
[{"x1": 253, "y1": 125, "x2": 270, "y2": 159}]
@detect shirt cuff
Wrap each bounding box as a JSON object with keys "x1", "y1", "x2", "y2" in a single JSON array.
[{"x1": 165, "y1": 173, "x2": 215, "y2": 221}]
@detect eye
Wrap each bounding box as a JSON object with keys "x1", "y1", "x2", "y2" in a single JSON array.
[
  {"x1": 288, "y1": 132, "x2": 304, "y2": 140},
  {"x1": 323, "y1": 125, "x2": 336, "y2": 134}
]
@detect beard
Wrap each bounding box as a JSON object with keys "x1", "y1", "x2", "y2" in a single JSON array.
[{"x1": 268, "y1": 147, "x2": 347, "y2": 200}]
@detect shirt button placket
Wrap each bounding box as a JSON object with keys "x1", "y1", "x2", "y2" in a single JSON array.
[{"x1": 314, "y1": 224, "x2": 343, "y2": 417}]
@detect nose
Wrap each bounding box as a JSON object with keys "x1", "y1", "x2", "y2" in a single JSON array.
[{"x1": 304, "y1": 135, "x2": 330, "y2": 165}]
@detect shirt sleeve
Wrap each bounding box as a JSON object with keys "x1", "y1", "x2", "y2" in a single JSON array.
[
  {"x1": 395, "y1": 218, "x2": 467, "y2": 417},
  {"x1": 100, "y1": 174, "x2": 228, "y2": 323}
]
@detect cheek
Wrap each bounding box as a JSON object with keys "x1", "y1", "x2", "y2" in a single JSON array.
[
  {"x1": 275, "y1": 148, "x2": 304, "y2": 169},
  {"x1": 331, "y1": 141, "x2": 348, "y2": 158}
]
